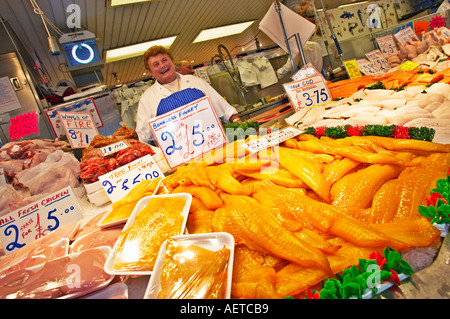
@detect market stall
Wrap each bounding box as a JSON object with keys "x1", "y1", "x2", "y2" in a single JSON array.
[{"x1": 0, "y1": 0, "x2": 449, "y2": 303}]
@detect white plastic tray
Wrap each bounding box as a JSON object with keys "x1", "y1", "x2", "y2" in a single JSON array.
[
  {"x1": 144, "y1": 232, "x2": 235, "y2": 299},
  {"x1": 97, "y1": 178, "x2": 165, "y2": 229},
  {"x1": 104, "y1": 193, "x2": 192, "y2": 276}
]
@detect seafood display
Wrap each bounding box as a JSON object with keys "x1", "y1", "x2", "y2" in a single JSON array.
[{"x1": 161, "y1": 134, "x2": 448, "y2": 298}]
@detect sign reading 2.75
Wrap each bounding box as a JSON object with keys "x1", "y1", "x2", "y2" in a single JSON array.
[
  {"x1": 0, "y1": 186, "x2": 83, "y2": 254},
  {"x1": 148, "y1": 96, "x2": 227, "y2": 169},
  {"x1": 283, "y1": 74, "x2": 331, "y2": 112}
]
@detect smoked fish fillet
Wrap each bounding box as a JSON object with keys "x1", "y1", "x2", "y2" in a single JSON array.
[
  {"x1": 212, "y1": 194, "x2": 332, "y2": 275},
  {"x1": 113, "y1": 197, "x2": 186, "y2": 271}
]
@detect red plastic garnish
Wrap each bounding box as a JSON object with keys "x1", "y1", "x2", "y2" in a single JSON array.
[
  {"x1": 306, "y1": 288, "x2": 320, "y2": 299},
  {"x1": 393, "y1": 126, "x2": 410, "y2": 139},
  {"x1": 388, "y1": 269, "x2": 402, "y2": 286},
  {"x1": 347, "y1": 125, "x2": 363, "y2": 136},
  {"x1": 426, "y1": 192, "x2": 447, "y2": 206}
]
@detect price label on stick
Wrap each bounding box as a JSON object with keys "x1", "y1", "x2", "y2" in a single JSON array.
[
  {"x1": 356, "y1": 59, "x2": 381, "y2": 75},
  {"x1": 58, "y1": 111, "x2": 98, "y2": 149},
  {"x1": 242, "y1": 127, "x2": 303, "y2": 153},
  {"x1": 376, "y1": 34, "x2": 398, "y2": 58},
  {"x1": 98, "y1": 154, "x2": 165, "y2": 202},
  {"x1": 148, "y1": 96, "x2": 228, "y2": 169},
  {"x1": 365, "y1": 50, "x2": 390, "y2": 72},
  {"x1": 283, "y1": 73, "x2": 331, "y2": 112},
  {"x1": 394, "y1": 26, "x2": 419, "y2": 47},
  {"x1": 0, "y1": 186, "x2": 83, "y2": 254}
]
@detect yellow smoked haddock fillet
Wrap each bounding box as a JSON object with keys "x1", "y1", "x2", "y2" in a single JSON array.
[
  {"x1": 275, "y1": 239, "x2": 378, "y2": 297},
  {"x1": 392, "y1": 152, "x2": 450, "y2": 221},
  {"x1": 101, "y1": 177, "x2": 162, "y2": 225},
  {"x1": 157, "y1": 238, "x2": 230, "y2": 299},
  {"x1": 346, "y1": 179, "x2": 401, "y2": 224},
  {"x1": 278, "y1": 147, "x2": 331, "y2": 202},
  {"x1": 289, "y1": 193, "x2": 409, "y2": 250},
  {"x1": 330, "y1": 164, "x2": 402, "y2": 210},
  {"x1": 212, "y1": 194, "x2": 332, "y2": 275},
  {"x1": 296, "y1": 135, "x2": 405, "y2": 165},
  {"x1": 113, "y1": 197, "x2": 186, "y2": 271},
  {"x1": 231, "y1": 245, "x2": 282, "y2": 299}
]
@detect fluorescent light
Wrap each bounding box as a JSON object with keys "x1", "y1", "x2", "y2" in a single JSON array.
[
  {"x1": 193, "y1": 21, "x2": 255, "y2": 43},
  {"x1": 105, "y1": 36, "x2": 177, "y2": 63},
  {"x1": 110, "y1": 0, "x2": 151, "y2": 6}
]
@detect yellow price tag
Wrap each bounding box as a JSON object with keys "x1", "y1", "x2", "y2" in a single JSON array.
[
  {"x1": 398, "y1": 61, "x2": 420, "y2": 71},
  {"x1": 344, "y1": 60, "x2": 362, "y2": 79}
]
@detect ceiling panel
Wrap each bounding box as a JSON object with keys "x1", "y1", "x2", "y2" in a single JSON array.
[{"x1": 0, "y1": 0, "x2": 291, "y2": 88}]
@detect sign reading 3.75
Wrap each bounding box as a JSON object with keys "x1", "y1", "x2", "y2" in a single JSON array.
[
  {"x1": 283, "y1": 74, "x2": 331, "y2": 112},
  {"x1": 148, "y1": 96, "x2": 227, "y2": 169}
]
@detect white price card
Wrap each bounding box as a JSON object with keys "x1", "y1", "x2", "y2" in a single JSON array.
[
  {"x1": 242, "y1": 127, "x2": 303, "y2": 153},
  {"x1": 438, "y1": 26, "x2": 450, "y2": 39},
  {"x1": 98, "y1": 140, "x2": 131, "y2": 157},
  {"x1": 356, "y1": 59, "x2": 382, "y2": 75},
  {"x1": 394, "y1": 26, "x2": 419, "y2": 47},
  {"x1": 376, "y1": 34, "x2": 398, "y2": 58},
  {"x1": 0, "y1": 186, "x2": 83, "y2": 254},
  {"x1": 98, "y1": 154, "x2": 164, "y2": 202},
  {"x1": 365, "y1": 50, "x2": 390, "y2": 72},
  {"x1": 58, "y1": 111, "x2": 99, "y2": 149},
  {"x1": 148, "y1": 96, "x2": 227, "y2": 169},
  {"x1": 283, "y1": 74, "x2": 331, "y2": 112}
]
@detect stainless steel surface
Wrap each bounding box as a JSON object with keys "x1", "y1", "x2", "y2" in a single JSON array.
[{"x1": 377, "y1": 232, "x2": 450, "y2": 299}]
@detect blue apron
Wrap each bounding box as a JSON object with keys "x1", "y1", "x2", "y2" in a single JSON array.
[{"x1": 157, "y1": 88, "x2": 205, "y2": 116}]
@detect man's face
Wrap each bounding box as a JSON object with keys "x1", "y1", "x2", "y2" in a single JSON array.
[{"x1": 148, "y1": 53, "x2": 177, "y2": 84}]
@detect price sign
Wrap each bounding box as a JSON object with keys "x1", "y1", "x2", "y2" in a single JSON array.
[
  {"x1": 242, "y1": 127, "x2": 303, "y2": 153},
  {"x1": 58, "y1": 111, "x2": 98, "y2": 149},
  {"x1": 356, "y1": 59, "x2": 381, "y2": 75},
  {"x1": 0, "y1": 186, "x2": 83, "y2": 254},
  {"x1": 376, "y1": 34, "x2": 398, "y2": 58},
  {"x1": 365, "y1": 50, "x2": 390, "y2": 72},
  {"x1": 283, "y1": 73, "x2": 331, "y2": 112},
  {"x1": 98, "y1": 154, "x2": 164, "y2": 202},
  {"x1": 398, "y1": 60, "x2": 420, "y2": 71},
  {"x1": 344, "y1": 60, "x2": 362, "y2": 79},
  {"x1": 394, "y1": 26, "x2": 419, "y2": 47},
  {"x1": 148, "y1": 96, "x2": 227, "y2": 169},
  {"x1": 98, "y1": 140, "x2": 131, "y2": 157},
  {"x1": 438, "y1": 26, "x2": 450, "y2": 39}
]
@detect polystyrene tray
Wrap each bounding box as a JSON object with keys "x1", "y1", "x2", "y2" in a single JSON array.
[
  {"x1": 144, "y1": 232, "x2": 235, "y2": 299},
  {"x1": 97, "y1": 178, "x2": 165, "y2": 229},
  {"x1": 104, "y1": 193, "x2": 192, "y2": 276}
]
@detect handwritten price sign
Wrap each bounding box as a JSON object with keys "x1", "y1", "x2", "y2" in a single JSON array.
[
  {"x1": 98, "y1": 154, "x2": 164, "y2": 202},
  {"x1": 0, "y1": 186, "x2": 83, "y2": 254},
  {"x1": 242, "y1": 127, "x2": 303, "y2": 153},
  {"x1": 394, "y1": 26, "x2": 419, "y2": 47},
  {"x1": 356, "y1": 59, "x2": 381, "y2": 75},
  {"x1": 148, "y1": 96, "x2": 227, "y2": 169},
  {"x1": 58, "y1": 111, "x2": 98, "y2": 149},
  {"x1": 365, "y1": 50, "x2": 390, "y2": 72},
  {"x1": 376, "y1": 34, "x2": 398, "y2": 58},
  {"x1": 283, "y1": 74, "x2": 331, "y2": 112},
  {"x1": 98, "y1": 140, "x2": 131, "y2": 157}
]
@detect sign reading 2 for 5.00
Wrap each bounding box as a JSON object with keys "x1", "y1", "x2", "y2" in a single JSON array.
[
  {"x1": 283, "y1": 74, "x2": 331, "y2": 112},
  {"x1": 149, "y1": 97, "x2": 227, "y2": 169}
]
